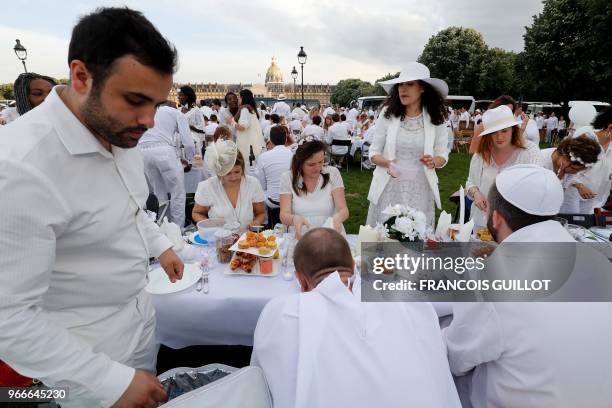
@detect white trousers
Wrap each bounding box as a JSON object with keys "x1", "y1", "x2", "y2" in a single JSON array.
[{"x1": 140, "y1": 145, "x2": 186, "y2": 229}]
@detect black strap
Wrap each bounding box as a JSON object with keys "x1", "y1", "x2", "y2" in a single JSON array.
[{"x1": 268, "y1": 197, "x2": 280, "y2": 206}]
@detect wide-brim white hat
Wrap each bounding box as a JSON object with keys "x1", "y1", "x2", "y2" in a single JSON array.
[
  {"x1": 496, "y1": 164, "x2": 563, "y2": 216},
  {"x1": 205, "y1": 140, "x2": 238, "y2": 177},
  {"x1": 378, "y1": 62, "x2": 449, "y2": 97},
  {"x1": 277, "y1": 94, "x2": 287, "y2": 101},
  {"x1": 479, "y1": 105, "x2": 522, "y2": 137}
]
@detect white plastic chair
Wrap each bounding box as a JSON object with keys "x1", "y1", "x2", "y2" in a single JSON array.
[{"x1": 158, "y1": 364, "x2": 272, "y2": 408}]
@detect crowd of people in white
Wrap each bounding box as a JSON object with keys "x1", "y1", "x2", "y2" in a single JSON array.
[{"x1": 0, "y1": 6, "x2": 611, "y2": 408}]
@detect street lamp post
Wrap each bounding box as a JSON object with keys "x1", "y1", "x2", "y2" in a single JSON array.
[
  {"x1": 291, "y1": 66, "x2": 298, "y2": 104},
  {"x1": 13, "y1": 39, "x2": 28, "y2": 73},
  {"x1": 297, "y1": 46, "x2": 307, "y2": 105}
]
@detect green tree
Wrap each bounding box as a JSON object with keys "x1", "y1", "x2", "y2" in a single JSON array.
[
  {"x1": 0, "y1": 84, "x2": 14, "y2": 100},
  {"x1": 373, "y1": 72, "x2": 399, "y2": 95},
  {"x1": 418, "y1": 27, "x2": 488, "y2": 96},
  {"x1": 330, "y1": 78, "x2": 376, "y2": 107},
  {"x1": 478, "y1": 48, "x2": 517, "y2": 99},
  {"x1": 522, "y1": 0, "x2": 612, "y2": 110}
]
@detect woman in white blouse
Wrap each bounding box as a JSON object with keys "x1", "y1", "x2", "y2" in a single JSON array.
[
  {"x1": 366, "y1": 62, "x2": 450, "y2": 226},
  {"x1": 234, "y1": 89, "x2": 266, "y2": 165},
  {"x1": 279, "y1": 138, "x2": 349, "y2": 238},
  {"x1": 466, "y1": 105, "x2": 543, "y2": 227},
  {"x1": 193, "y1": 140, "x2": 266, "y2": 229}
]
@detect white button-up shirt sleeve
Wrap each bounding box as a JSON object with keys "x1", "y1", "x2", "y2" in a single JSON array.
[
  {"x1": 0, "y1": 161, "x2": 135, "y2": 407},
  {"x1": 176, "y1": 110, "x2": 195, "y2": 161},
  {"x1": 443, "y1": 302, "x2": 504, "y2": 376}
]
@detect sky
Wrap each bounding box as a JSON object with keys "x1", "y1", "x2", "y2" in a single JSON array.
[{"x1": 0, "y1": 0, "x2": 545, "y2": 85}]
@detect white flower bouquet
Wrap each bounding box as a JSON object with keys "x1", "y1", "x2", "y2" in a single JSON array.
[{"x1": 381, "y1": 204, "x2": 431, "y2": 242}]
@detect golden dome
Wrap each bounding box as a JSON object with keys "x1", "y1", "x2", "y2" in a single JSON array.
[{"x1": 265, "y1": 56, "x2": 283, "y2": 84}]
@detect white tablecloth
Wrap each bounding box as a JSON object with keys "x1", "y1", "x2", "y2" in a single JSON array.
[{"x1": 153, "y1": 234, "x2": 357, "y2": 348}]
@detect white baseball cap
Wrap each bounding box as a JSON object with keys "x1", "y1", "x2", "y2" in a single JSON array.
[{"x1": 495, "y1": 164, "x2": 564, "y2": 216}]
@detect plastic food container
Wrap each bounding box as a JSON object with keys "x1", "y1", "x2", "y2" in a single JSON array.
[{"x1": 215, "y1": 229, "x2": 234, "y2": 263}]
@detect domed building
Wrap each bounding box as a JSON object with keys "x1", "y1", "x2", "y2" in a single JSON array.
[
  {"x1": 170, "y1": 56, "x2": 335, "y2": 107},
  {"x1": 265, "y1": 56, "x2": 284, "y2": 97}
]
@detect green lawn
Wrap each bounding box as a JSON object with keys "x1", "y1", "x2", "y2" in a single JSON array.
[{"x1": 342, "y1": 152, "x2": 471, "y2": 234}]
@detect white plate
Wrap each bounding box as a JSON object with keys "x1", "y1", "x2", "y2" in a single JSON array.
[
  {"x1": 188, "y1": 232, "x2": 210, "y2": 246},
  {"x1": 224, "y1": 252, "x2": 282, "y2": 277},
  {"x1": 146, "y1": 263, "x2": 201, "y2": 294},
  {"x1": 228, "y1": 232, "x2": 283, "y2": 258}
]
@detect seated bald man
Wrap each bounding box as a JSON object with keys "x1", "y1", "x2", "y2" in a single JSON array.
[{"x1": 251, "y1": 228, "x2": 460, "y2": 408}]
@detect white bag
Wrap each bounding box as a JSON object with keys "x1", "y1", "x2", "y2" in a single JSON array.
[{"x1": 158, "y1": 364, "x2": 272, "y2": 408}]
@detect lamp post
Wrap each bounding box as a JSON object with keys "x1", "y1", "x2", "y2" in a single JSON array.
[
  {"x1": 13, "y1": 39, "x2": 28, "y2": 73},
  {"x1": 297, "y1": 46, "x2": 307, "y2": 105},
  {"x1": 291, "y1": 66, "x2": 298, "y2": 104}
]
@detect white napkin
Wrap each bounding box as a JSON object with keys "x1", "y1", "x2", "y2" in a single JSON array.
[
  {"x1": 161, "y1": 217, "x2": 185, "y2": 251},
  {"x1": 456, "y1": 219, "x2": 474, "y2": 242},
  {"x1": 435, "y1": 211, "x2": 452, "y2": 239}
]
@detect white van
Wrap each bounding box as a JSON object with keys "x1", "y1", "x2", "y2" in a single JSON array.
[{"x1": 357, "y1": 96, "x2": 386, "y2": 111}]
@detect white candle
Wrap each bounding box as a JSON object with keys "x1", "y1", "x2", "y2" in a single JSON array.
[
  {"x1": 357, "y1": 225, "x2": 380, "y2": 256},
  {"x1": 459, "y1": 185, "x2": 465, "y2": 225}
]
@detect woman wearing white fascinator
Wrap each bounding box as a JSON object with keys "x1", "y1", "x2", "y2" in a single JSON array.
[{"x1": 192, "y1": 139, "x2": 266, "y2": 228}]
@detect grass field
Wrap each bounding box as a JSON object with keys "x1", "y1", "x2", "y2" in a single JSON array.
[{"x1": 342, "y1": 152, "x2": 471, "y2": 234}]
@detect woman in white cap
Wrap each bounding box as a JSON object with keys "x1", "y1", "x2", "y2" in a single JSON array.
[
  {"x1": 466, "y1": 105, "x2": 542, "y2": 227},
  {"x1": 192, "y1": 140, "x2": 266, "y2": 228},
  {"x1": 366, "y1": 62, "x2": 450, "y2": 225}
]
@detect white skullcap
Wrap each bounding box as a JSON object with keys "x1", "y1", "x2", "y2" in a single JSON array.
[
  {"x1": 495, "y1": 164, "x2": 563, "y2": 216},
  {"x1": 205, "y1": 139, "x2": 238, "y2": 177}
]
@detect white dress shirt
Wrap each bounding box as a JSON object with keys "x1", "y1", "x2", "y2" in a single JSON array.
[
  {"x1": 255, "y1": 145, "x2": 293, "y2": 206},
  {"x1": 459, "y1": 110, "x2": 471, "y2": 125},
  {"x1": 444, "y1": 221, "x2": 612, "y2": 408},
  {"x1": 328, "y1": 122, "x2": 351, "y2": 155},
  {"x1": 0, "y1": 86, "x2": 172, "y2": 407},
  {"x1": 536, "y1": 116, "x2": 545, "y2": 129},
  {"x1": 252, "y1": 272, "x2": 461, "y2": 408},
  {"x1": 139, "y1": 105, "x2": 195, "y2": 161},
  {"x1": 302, "y1": 124, "x2": 325, "y2": 141},
  {"x1": 291, "y1": 107, "x2": 306, "y2": 120},
  {"x1": 288, "y1": 118, "x2": 302, "y2": 135},
  {"x1": 272, "y1": 101, "x2": 291, "y2": 119},
  {"x1": 205, "y1": 122, "x2": 219, "y2": 136},
  {"x1": 322, "y1": 106, "x2": 335, "y2": 118},
  {"x1": 199, "y1": 105, "x2": 213, "y2": 120}
]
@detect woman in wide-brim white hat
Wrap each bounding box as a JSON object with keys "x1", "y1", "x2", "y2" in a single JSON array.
[
  {"x1": 465, "y1": 105, "x2": 543, "y2": 227},
  {"x1": 366, "y1": 62, "x2": 450, "y2": 226}
]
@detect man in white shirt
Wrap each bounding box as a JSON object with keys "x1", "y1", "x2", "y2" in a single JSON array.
[
  {"x1": 0, "y1": 8, "x2": 184, "y2": 407},
  {"x1": 322, "y1": 103, "x2": 335, "y2": 118},
  {"x1": 291, "y1": 102, "x2": 307, "y2": 121},
  {"x1": 252, "y1": 228, "x2": 461, "y2": 408},
  {"x1": 199, "y1": 99, "x2": 213, "y2": 120},
  {"x1": 256, "y1": 126, "x2": 293, "y2": 226},
  {"x1": 205, "y1": 113, "x2": 219, "y2": 139},
  {"x1": 347, "y1": 104, "x2": 359, "y2": 129},
  {"x1": 211, "y1": 98, "x2": 223, "y2": 120},
  {"x1": 546, "y1": 112, "x2": 559, "y2": 143},
  {"x1": 445, "y1": 165, "x2": 612, "y2": 408},
  {"x1": 458, "y1": 107, "x2": 471, "y2": 129},
  {"x1": 302, "y1": 115, "x2": 325, "y2": 141},
  {"x1": 139, "y1": 104, "x2": 195, "y2": 229},
  {"x1": 288, "y1": 113, "x2": 303, "y2": 138},
  {"x1": 264, "y1": 113, "x2": 280, "y2": 142},
  {"x1": 328, "y1": 113, "x2": 351, "y2": 166},
  {"x1": 271, "y1": 94, "x2": 291, "y2": 120}
]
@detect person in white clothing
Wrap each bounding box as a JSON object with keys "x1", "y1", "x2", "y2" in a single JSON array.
[
  {"x1": 193, "y1": 140, "x2": 266, "y2": 228},
  {"x1": 199, "y1": 99, "x2": 213, "y2": 120},
  {"x1": 279, "y1": 139, "x2": 349, "y2": 238},
  {"x1": 546, "y1": 112, "x2": 559, "y2": 143},
  {"x1": 264, "y1": 113, "x2": 280, "y2": 142},
  {"x1": 252, "y1": 228, "x2": 461, "y2": 408},
  {"x1": 205, "y1": 114, "x2": 219, "y2": 138},
  {"x1": 0, "y1": 73, "x2": 56, "y2": 125},
  {"x1": 288, "y1": 113, "x2": 303, "y2": 138},
  {"x1": 234, "y1": 89, "x2": 266, "y2": 166},
  {"x1": 211, "y1": 98, "x2": 223, "y2": 120},
  {"x1": 219, "y1": 92, "x2": 239, "y2": 140},
  {"x1": 291, "y1": 102, "x2": 307, "y2": 121},
  {"x1": 139, "y1": 104, "x2": 195, "y2": 229},
  {"x1": 347, "y1": 104, "x2": 359, "y2": 129},
  {"x1": 458, "y1": 107, "x2": 471, "y2": 129},
  {"x1": 302, "y1": 115, "x2": 325, "y2": 141},
  {"x1": 0, "y1": 8, "x2": 184, "y2": 407},
  {"x1": 178, "y1": 85, "x2": 206, "y2": 153},
  {"x1": 466, "y1": 105, "x2": 542, "y2": 227},
  {"x1": 445, "y1": 165, "x2": 612, "y2": 408},
  {"x1": 322, "y1": 103, "x2": 335, "y2": 118},
  {"x1": 327, "y1": 113, "x2": 351, "y2": 167},
  {"x1": 271, "y1": 94, "x2": 291, "y2": 120},
  {"x1": 256, "y1": 126, "x2": 293, "y2": 227}
]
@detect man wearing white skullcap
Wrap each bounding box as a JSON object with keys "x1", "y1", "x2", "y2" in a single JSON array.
[{"x1": 445, "y1": 164, "x2": 612, "y2": 408}]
